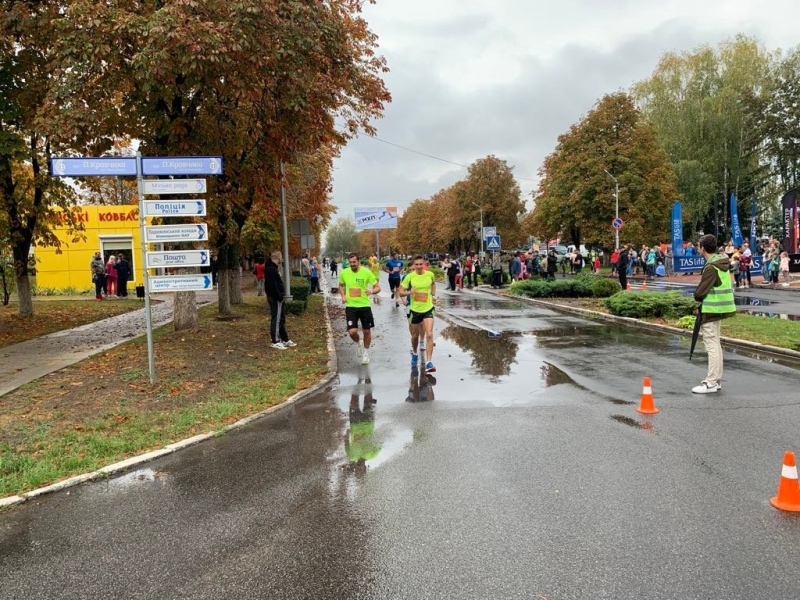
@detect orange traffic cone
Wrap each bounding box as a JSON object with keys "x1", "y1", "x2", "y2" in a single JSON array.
[
  {"x1": 770, "y1": 451, "x2": 800, "y2": 511},
  {"x1": 626, "y1": 282, "x2": 631, "y2": 290},
  {"x1": 637, "y1": 377, "x2": 659, "y2": 414},
  {"x1": 641, "y1": 280, "x2": 647, "y2": 291}
]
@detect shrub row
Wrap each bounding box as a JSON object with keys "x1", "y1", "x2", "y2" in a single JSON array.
[
  {"x1": 603, "y1": 291, "x2": 696, "y2": 319},
  {"x1": 510, "y1": 274, "x2": 621, "y2": 299}
]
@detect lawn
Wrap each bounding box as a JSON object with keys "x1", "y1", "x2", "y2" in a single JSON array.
[
  {"x1": 0, "y1": 295, "x2": 330, "y2": 497},
  {"x1": 0, "y1": 300, "x2": 143, "y2": 348}
]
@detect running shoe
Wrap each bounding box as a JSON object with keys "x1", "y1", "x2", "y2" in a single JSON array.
[
  {"x1": 425, "y1": 361, "x2": 436, "y2": 373},
  {"x1": 411, "y1": 352, "x2": 419, "y2": 368},
  {"x1": 271, "y1": 342, "x2": 287, "y2": 350},
  {"x1": 361, "y1": 351, "x2": 370, "y2": 365},
  {"x1": 284, "y1": 340, "x2": 297, "y2": 347}
]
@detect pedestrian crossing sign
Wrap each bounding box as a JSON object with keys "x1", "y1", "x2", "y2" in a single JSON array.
[{"x1": 486, "y1": 235, "x2": 501, "y2": 250}]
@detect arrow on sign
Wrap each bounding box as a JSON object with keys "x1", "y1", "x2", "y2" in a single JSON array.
[
  {"x1": 203, "y1": 275, "x2": 212, "y2": 289},
  {"x1": 196, "y1": 225, "x2": 205, "y2": 239}
]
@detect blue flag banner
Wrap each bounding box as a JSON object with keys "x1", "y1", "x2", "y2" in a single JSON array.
[
  {"x1": 750, "y1": 197, "x2": 757, "y2": 250},
  {"x1": 730, "y1": 193, "x2": 744, "y2": 247},
  {"x1": 671, "y1": 201, "x2": 684, "y2": 256},
  {"x1": 673, "y1": 254, "x2": 762, "y2": 274}
]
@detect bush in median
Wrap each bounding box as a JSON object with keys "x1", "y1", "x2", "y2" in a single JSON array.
[
  {"x1": 290, "y1": 277, "x2": 311, "y2": 302},
  {"x1": 284, "y1": 299, "x2": 307, "y2": 314},
  {"x1": 510, "y1": 277, "x2": 593, "y2": 298},
  {"x1": 590, "y1": 278, "x2": 622, "y2": 298},
  {"x1": 603, "y1": 291, "x2": 695, "y2": 319}
]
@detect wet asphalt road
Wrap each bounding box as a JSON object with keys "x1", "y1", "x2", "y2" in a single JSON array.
[{"x1": 2, "y1": 275, "x2": 800, "y2": 599}]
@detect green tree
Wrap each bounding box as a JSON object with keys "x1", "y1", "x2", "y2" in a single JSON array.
[
  {"x1": 531, "y1": 92, "x2": 677, "y2": 249},
  {"x1": 326, "y1": 217, "x2": 360, "y2": 258}
]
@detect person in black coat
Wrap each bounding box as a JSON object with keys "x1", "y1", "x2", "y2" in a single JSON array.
[
  {"x1": 265, "y1": 251, "x2": 295, "y2": 349},
  {"x1": 115, "y1": 253, "x2": 132, "y2": 297},
  {"x1": 546, "y1": 250, "x2": 557, "y2": 279},
  {"x1": 617, "y1": 245, "x2": 630, "y2": 290}
]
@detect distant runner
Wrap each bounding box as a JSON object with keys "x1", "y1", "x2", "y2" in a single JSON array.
[
  {"x1": 384, "y1": 252, "x2": 405, "y2": 307},
  {"x1": 400, "y1": 254, "x2": 438, "y2": 373},
  {"x1": 339, "y1": 252, "x2": 381, "y2": 365}
]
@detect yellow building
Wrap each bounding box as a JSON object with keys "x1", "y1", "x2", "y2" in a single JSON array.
[{"x1": 35, "y1": 205, "x2": 150, "y2": 292}]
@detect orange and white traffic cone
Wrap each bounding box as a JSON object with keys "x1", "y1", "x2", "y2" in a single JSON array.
[
  {"x1": 637, "y1": 376, "x2": 659, "y2": 414},
  {"x1": 770, "y1": 451, "x2": 800, "y2": 511},
  {"x1": 626, "y1": 282, "x2": 631, "y2": 290},
  {"x1": 641, "y1": 280, "x2": 647, "y2": 291}
]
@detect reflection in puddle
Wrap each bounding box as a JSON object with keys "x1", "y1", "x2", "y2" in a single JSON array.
[
  {"x1": 734, "y1": 296, "x2": 775, "y2": 307},
  {"x1": 105, "y1": 468, "x2": 168, "y2": 490},
  {"x1": 440, "y1": 325, "x2": 519, "y2": 381},
  {"x1": 406, "y1": 369, "x2": 437, "y2": 403},
  {"x1": 540, "y1": 362, "x2": 573, "y2": 387},
  {"x1": 739, "y1": 311, "x2": 799, "y2": 320}
]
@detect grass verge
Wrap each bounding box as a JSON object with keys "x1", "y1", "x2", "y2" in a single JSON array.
[
  {"x1": 1, "y1": 300, "x2": 144, "y2": 348},
  {"x1": 514, "y1": 295, "x2": 800, "y2": 352},
  {"x1": 0, "y1": 294, "x2": 329, "y2": 497}
]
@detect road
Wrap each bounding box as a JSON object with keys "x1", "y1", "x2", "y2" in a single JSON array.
[{"x1": 2, "y1": 274, "x2": 800, "y2": 599}]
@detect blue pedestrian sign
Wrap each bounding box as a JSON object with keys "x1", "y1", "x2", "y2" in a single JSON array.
[
  {"x1": 50, "y1": 157, "x2": 137, "y2": 177},
  {"x1": 486, "y1": 235, "x2": 501, "y2": 251},
  {"x1": 142, "y1": 156, "x2": 223, "y2": 176},
  {"x1": 612, "y1": 217, "x2": 624, "y2": 229}
]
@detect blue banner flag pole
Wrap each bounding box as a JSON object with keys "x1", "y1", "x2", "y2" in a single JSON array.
[{"x1": 730, "y1": 192, "x2": 744, "y2": 248}]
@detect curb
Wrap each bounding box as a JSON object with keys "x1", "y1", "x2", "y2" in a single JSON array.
[
  {"x1": 0, "y1": 297, "x2": 338, "y2": 509},
  {"x1": 483, "y1": 288, "x2": 800, "y2": 362}
]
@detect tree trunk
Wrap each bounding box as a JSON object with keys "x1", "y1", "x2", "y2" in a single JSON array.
[
  {"x1": 230, "y1": 264, "x2": 243, "y2": 305},
  {"x1": 15, "y1": 271, "x2": 33, "y2": 317},
  {"x1": 217, "y1": 268, "x2": 232, "y2": 315},
  {"x1": 173, "y1": 291, "x2": 199, "y2": 331}
]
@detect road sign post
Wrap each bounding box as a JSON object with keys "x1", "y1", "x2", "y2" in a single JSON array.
[{"x1": 486, "y1": 235, "x2": 501, "y2": 251}]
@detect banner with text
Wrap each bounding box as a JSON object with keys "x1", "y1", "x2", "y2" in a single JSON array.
[
  {"x1": 673, "y1": 254, "x2": 762, "y2": 274},
  {"x1": 783, "y1": 190, "x2": 798, "y2": 254},
  {"x1": 671, "y1": 202, "x2": 684, "y2": 257},
  {"x1": 354, "y1": 207, "x2": 398, "y2": 230},
  {"x1": 750, "y1": 196, "x2": 757, "y2": 250},
  {"x1": 730, "y1": 192, "x2": 745, "y2": 248}
]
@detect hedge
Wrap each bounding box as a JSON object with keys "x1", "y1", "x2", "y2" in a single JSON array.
[
  {"x1": 603, "y1": 291, "x2": 696, "y2": 319},
  {"x1": 290, "y1": 277, "x2": 311, "y2": 302},
  {"x1": 284, "y1": 299, "x2": 307, "y2": 315}
]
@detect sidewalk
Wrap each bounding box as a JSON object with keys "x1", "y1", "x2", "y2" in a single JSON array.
[{"x1": 0, "y1": 291, "x2": 217, "y2": 397}]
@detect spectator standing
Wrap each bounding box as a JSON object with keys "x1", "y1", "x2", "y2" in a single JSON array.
[
  {"x1": 617, "y1": 245, "x2": 630, "y2": 290},
  {"x1": 546, "y1": 250, "x2": 557, "y2": 279},
  {"x1": 464, "y1": 254, "x2": 475, "y2": 288},
  {"x1": 740, "y1": 243, "x2": 752, "y2": 288},
  {"x1": 253, "y1": 257, "x2": 266, "y2": 296},
  {"x1": 90, "y1": 252, "x2": 106, "y2": 300},
  {"x1": 330, "y1": 257, "x2": 338, "y2": 278},
  {"x1": 610, "y1": 249, "x2": 619, "y2": 275},
  {"x1": 301, "y1": 253, "x2": 311, "y2": 287},
  {"x1": 730, "y1": 250, "x2": 741, "y2": 288},
  {"x1": 310, "y1": 258, "x2": 321, "y2": 293},
  {"x1": 572, "y1": 251, "x2": 584, "y2": 274},
  {"x1": 509, "y1": 252, "x2": 522, "y2": 282},
  {"x1": 105, "y1": 255, "x2": 117, "y2": 297},
  {"x1": 115, "y1": 253, "x2": 131, "y2": 298},
  {"x1": 780, "y1": 251, "x2": 791, "y2": 286},
  {"x1": 490, "y1": 254, "x2": 503, "y2": 288},
  {"x1": 265, "y1": 251, "x2": 296, "y2": 350},
  {"x1": 440, "y1": 254, "x2": 453, "y2": 289}
]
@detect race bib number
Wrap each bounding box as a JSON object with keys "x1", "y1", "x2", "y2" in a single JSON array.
[
  {"x1": 413, "y1": 292, "x2": 428, "y2": 303},
  {"x1": 349, "y1": 288, "x2": 362, "y2": 297},
  {"x1": 392, "y1": 266, "x2": 400, "y2": 273}
]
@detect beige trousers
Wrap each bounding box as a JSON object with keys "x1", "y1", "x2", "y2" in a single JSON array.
[{"x1": 700, "y1": 319, "x2": 723, "y2": 385}]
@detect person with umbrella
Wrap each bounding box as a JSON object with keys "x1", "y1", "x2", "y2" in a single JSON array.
[{"x1": 690, "y1": 234, "x2": 736, "y2": 394}]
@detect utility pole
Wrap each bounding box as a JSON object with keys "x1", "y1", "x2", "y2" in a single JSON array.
[
  {"x1": 280, "y1": 160, "x2": 292, "y2": 301},
  {"x1": 470, "y1": 202, "x2": 484, "y2": 257},
  {"x1": 604, "y1": 170, "x2": 620, "y2": 249}
]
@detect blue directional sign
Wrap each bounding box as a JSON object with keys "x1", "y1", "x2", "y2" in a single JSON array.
[
  {"x1": 149, "y1": 275, "x2": 213, "y2": 292},
  {"x1": 144, "y1": 223, "x2": 208, "y2": 243},
  {"x1": 142, "y1": 156, "x2": 223, "y2": 176},
  {"x1": 486, "y1": 235, "x2": 501, "y2": 251},
  {"x1": 146, "y1": 250, "x2": 210, "y2": 268},
  {"x1": 143, "y1": 200, "x2": 207, "y2": 217},
  {"x1": 50, "y1": 157, "x2": 137, "y2": 177}
]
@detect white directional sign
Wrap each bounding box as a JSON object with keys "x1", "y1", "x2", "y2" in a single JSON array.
[
  {"x1": 146, "y1": 250, "x2": 210, "y2": 269},
  {"x1": 144, "y1": 223, "x2": 208, "y2": 243},
  {"x1": 142, "y1": 156, "x2": 222, "y2": 176},
  {"x1": 142, "y1": 179, "x2": 206, "y2": 195},
  {"x1": 149, "y1": 275, "x2": 213, "y2": 292},
  {"x1": 143, "y1": 200, "x2": 207, "y2": 217}
]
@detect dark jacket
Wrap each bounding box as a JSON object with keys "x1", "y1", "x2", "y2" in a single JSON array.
[
  {"x1": 264, "y1": 258, "x2": 285, "y2": 299},
  {"x1": 546, "y1": 254, "x2": 557, "y2": 273},
  {"x1": 115, "y1": 259, "x2": 131, "y2": 281},
  {"x1": 616, "y1": 248, "x2": 629, "y2": 270},
  {"x1": 694, "y1": 254, "x2": 735, "y2": 322}
]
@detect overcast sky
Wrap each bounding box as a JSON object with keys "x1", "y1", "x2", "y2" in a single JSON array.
[{"x1": 327, "y1": 0, "x2": 796, "y2": 237}]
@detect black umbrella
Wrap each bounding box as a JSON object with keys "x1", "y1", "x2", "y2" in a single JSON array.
[{"x1": 689, "y1": 303, "x2": 702, "y2": 361}]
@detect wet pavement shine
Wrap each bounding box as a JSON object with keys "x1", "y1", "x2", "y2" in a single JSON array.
[{"x1": 3, "y1": 274, "x2": 800, "y2": 599}]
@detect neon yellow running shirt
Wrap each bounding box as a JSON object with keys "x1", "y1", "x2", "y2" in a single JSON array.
[
  {"x1": 339, "y1": 267, "x2": 377, "y2": 308},
  {"x1": 401, "y1": 271, "x2": 435, "y2": 313}
]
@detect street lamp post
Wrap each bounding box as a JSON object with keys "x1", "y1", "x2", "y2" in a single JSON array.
[
  {"x1": 470, "y1": 202, "x2": 484, "y2": 257},
  {"x1": 604, "y1": 170, "x2": 620, "y2": 250}
]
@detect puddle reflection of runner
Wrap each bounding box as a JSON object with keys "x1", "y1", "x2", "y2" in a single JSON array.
[
  {"x1": 406, "y1": 368, "x2": 437, "y2": 403},
  {"x1": 344, "y1": 370, "x2": 381, "y2": 476}
]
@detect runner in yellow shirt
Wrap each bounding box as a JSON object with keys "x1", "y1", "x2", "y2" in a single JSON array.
[
  {"x1": 399, "y1": 254, "x2": 438, "y2": 372},
  {"x1": 338, "y1": 252, "x2": 381, "y2": 365}
]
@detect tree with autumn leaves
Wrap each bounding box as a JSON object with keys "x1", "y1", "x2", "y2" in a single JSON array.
[
  {"x1": 530, "y1": 93, "x2": 677, "y2": 250},
  {"x1": 0, "y1": 0, "x2": 389, "y2": 318},
  {"x1": 395, "y1": 156, "x2": 526, "y2": 255}
]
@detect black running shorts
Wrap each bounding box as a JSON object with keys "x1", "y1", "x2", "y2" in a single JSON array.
[
  {"x1": 345, "y1": 306, "x2": 375, "y2": 330},
  {"x1": 410, "y1": 309, "x2": 435, "y2": 325}
]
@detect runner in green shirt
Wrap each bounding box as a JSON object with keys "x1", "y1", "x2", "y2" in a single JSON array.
[
  {"x1": 399, "y1": 254, "x2": 438, "y2": 372},
  {"x1": 338, "y1": 252, "x2": 381, "y2": 365}
]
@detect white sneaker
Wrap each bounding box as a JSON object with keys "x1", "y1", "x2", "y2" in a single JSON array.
[
  {"x1": 271, "y1": 342, "x2": 287, "y2": 350},
  {"x1": 357, "y1": 340, "x2": 364, "y2": 357},
  {"x1": 361, "y1": 351, "x2": 370, "y2": 365},
  {"x1": 692, "y1": 381, "x2": 721, "y2": 394},
  {"x1": 284, "y1": 340, "x2": 297, "y2": 347}
]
